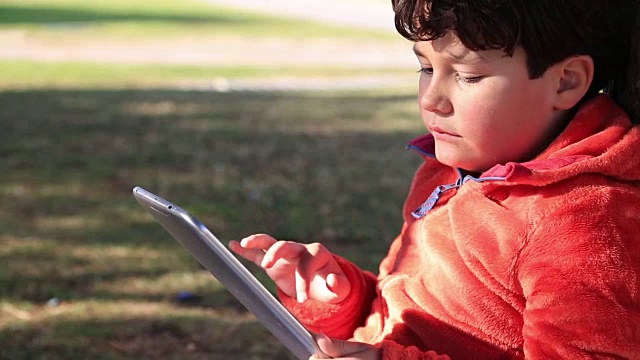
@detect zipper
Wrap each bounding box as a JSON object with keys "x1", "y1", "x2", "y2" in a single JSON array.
[
  {"x1": 407, "y1": 143, "x2": 506, "y2": 219},
  {"x1": 411, "y1": 179, "x2": 462, "y2": 218}
]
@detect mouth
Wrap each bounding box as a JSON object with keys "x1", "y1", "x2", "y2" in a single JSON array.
[{"x1": 428, "y1": 124, "x2": 459, "y2": 137}]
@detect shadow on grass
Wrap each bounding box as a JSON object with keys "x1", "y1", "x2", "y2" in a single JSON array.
[
  {"x1": 0, "y1": 88, "x2": 422, "y2": 245},
  {"x1": 0, "y1": 5, "x2": 255, "y2": 26},
  {"x1": 0, "y1": 311, "x2": 295, "y2": 360},
  {"x1": 0, "y1": 87, "x2": 423, "y2": 358}
]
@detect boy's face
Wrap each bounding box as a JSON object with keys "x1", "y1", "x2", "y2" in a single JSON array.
[{"x1": 414, "y1": 32, "x2": 565, "y2": 172}]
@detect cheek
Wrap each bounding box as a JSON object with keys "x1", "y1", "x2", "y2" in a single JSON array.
[
  {"x1": 456, "y1": 81, "x2": 538, "y2": 134},
  {"x1": 454, "y1": 97, "x2": 526, "y2": 159},
  {"x1": 455, "y1": 98, "x2": 503, "y2": 135}
]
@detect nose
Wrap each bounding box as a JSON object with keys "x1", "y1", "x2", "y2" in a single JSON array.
[{"x1": 419, "y1": 81, "x2": 453, "y2": 115}]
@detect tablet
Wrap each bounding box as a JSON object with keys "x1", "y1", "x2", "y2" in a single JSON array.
[{"x1": 132, "y1": 186, "x2": 326, "y2": 360}]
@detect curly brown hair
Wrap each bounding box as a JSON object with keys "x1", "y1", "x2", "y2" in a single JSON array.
[{"x1": 391, "y1": 0, "x2": 634, "y2": 98}]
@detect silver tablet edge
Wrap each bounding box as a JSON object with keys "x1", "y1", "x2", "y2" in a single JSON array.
[{"x1": 132, "y1": 186, "x2": 326, "y2": 359}]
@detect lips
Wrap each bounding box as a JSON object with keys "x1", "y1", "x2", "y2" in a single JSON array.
[{"x1": 428, "y1": 124, "x2": 459, "y2": 137}]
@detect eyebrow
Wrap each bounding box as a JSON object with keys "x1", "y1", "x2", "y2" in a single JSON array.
[{"x1": 412, "y1": 45, "x2": 489, "y2": 64}]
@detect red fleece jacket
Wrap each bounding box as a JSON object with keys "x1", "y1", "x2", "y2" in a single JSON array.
[{"x1": 280, "y1": 95, "x2": 640, "y2": 359}]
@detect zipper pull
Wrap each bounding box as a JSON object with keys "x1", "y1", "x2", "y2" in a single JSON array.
[{"x1": 411, "y1": 183, "x2": 460, "y2": 219}]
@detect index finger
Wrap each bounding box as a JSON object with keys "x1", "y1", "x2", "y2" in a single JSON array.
[
  {"x1": 261, "y1": 241, "x2": 307, "y2": 268},
  {"x1": 240, "y1": 234, "x2": 278, "y2": 250},
  {"x1": 229, "y1": 240, "x2": 267, "y2": 266}
]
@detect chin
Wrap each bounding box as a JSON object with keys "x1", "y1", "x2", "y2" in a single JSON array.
[
  {"x1": 435, "y1": 154, "x2": 484, "y2": 173},
  {"x1": 436, "y1": 156, "x2": 463, "y2": 169}
]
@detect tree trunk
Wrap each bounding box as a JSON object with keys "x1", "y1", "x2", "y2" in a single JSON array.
[{"x1": 617, "y1": 2, "x2": 640, "y2": 122}]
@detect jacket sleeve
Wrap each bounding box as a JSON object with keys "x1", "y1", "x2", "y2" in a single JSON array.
[
  {"x1": 278, "y1": 252, "x2": 454, "y2": 360},
  {"x1": 378, "y1": 341, "x2": 451, "y2": 360},
  {"x1": 278, "y1": 255, "x2": 378, "y2": 339},
  {"x1": 516, "y1": 190, "x2": 640, "y2": 358},
  {"x1": 277, "y1": 221, "x2": 411, "y2": 340}
]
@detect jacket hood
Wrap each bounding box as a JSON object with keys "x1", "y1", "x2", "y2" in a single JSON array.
[{"x1": 410, "y1": 95, "x2": 640, "y2": 187}]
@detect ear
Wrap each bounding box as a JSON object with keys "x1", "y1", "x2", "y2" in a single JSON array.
[{"x1": 552, "y1": 55, "x2": 594, "y2": 110}]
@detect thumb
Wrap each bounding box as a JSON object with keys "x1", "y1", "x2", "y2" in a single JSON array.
[
  {"x1": 309, "y1": 272, "x2": 351, "y2": 304},
  {"x1": 314, "y1": 333, "x2": 372, "y2": 359},
  {"x1": 326, "y1": 273, "x2": 351, "y2": 302}
]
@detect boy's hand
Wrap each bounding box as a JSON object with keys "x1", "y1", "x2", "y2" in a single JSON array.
[
  {"x1": 229, "y1": 234, "x2": 351, "y2": 303},
  {"x1": 311, "y1": 333, "x2": 380, "y2": 360}
]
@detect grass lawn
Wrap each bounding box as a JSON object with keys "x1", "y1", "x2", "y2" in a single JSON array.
[
  {"x1": 0, "y1": 0, "x2": 396, "y2": 40},
  {"x1": 0, "y1": 0, "x2": 423, "y2": 358},
  {"x1": 0, "y1": 86, "x2": 425, "y2": 359},
  {"x1": 0, "y1": 60, "x2": 412, "y2": 89}
]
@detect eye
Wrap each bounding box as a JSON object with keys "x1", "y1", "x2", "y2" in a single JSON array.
[
  {"x1": 455, "y1": 74, "x2": 485, "y2": 84},
  {"x1": 417, "y1": 67, "x2": 434, "y2": 75}
]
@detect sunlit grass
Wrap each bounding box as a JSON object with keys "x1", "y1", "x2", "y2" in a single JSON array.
[
  {"x1": 0, "y1": 60, "x2": 412, "y2": 89},
  {"x1": 0, "y1": 61, "x2": 424, "y2": 360},
  {"x1": 93, "y1": 271, "x2": 224, "y2": 297},
  {"x1": 0, "y1": 0, "x2": 395, "y2": 40},
  {"x1": 0, "y1": 299, "x2": 281, "y2": 359},
  {"x1": 0, "y1": 0, "x2": 424, "y2": 357}
]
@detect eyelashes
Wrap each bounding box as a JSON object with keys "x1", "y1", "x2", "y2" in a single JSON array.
[
  {"x1": 456, "y1": 74, "x2": 485, "y2": 84},
  {"x1": 417, "y1": 68, "x2": 485, "y2": 84}
]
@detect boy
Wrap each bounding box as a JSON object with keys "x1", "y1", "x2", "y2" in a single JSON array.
[{"x1": 230, "y1": 1, "x2": 640, "y2": 358}]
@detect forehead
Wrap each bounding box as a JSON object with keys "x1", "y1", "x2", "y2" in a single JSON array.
[{"x1": 413, "y1": 32, "x2": 506, "y2": 64}]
